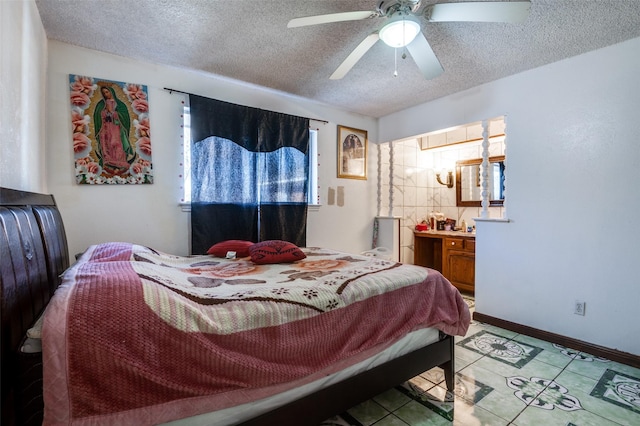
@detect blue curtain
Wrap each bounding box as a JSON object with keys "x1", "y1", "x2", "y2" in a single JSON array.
[{"x1": 189, "y1": 95, "x2": 309, "y2": 254}]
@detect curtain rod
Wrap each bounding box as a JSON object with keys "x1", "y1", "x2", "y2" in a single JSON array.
[{"x1": 163, "y1": 87, "x2": 329, "y2": 124}]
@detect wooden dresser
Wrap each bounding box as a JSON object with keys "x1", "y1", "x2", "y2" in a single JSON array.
[{"x1": 414, "y1": 231, "x2": 476, "y2": 294}]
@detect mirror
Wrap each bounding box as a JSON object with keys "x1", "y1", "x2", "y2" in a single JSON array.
[{"x1": 456, "y1": 156, "x2": 505, "y2": 207}]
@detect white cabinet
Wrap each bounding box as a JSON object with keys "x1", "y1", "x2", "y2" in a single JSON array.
[{"x1": 374, "y1": 217, "x2": 400, "y2": 262}]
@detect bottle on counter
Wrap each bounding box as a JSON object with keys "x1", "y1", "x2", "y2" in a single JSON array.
[{"x1": 460, "y1": 219, "x2": 467, "y2": 232}]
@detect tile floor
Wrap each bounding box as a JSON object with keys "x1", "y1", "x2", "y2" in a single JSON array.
[{"x1": 320, "y1": 300, "x2": 640, "y2": 426}]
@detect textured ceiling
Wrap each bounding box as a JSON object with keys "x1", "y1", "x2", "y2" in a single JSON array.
[{"x1": 35, "y1": 0, "x2": 640, "y2": 118}]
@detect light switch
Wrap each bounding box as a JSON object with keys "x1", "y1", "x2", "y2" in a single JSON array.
[{"x1": 328, "y1": 187, "x2": 335, "y2": 205}]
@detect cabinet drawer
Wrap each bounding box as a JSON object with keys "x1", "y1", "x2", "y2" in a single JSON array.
[
  {"x1": 445, "y1": 238, "x2": 464, "y2": 249},
  {"x1": 444, "y1": 238, "x2": 474, "y2": 252},
  {"x1": 465, "y1": 239, "x2": 475, "y2": 251}
]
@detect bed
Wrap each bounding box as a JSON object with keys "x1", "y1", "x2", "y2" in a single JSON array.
[
  {"x1": 0, "y1": 187, "x2": 470, "y2": 426},
  {"x1": 1, "y1": 187, "x2": 70, "y2": 425}
]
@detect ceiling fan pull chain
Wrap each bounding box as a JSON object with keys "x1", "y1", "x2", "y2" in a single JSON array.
[{"x1": 394, "y1": 47, "x2": 398, "y2": 77}]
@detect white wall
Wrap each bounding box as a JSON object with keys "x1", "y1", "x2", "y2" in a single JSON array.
[
  {"x1": 0, "y1": 0, "x2": 47, "y2": 192},
  {"x1": 45, "y1": 41, "x2": 377, "y2": 258},
  {"x1": 379, "y1": 37, "x2": 640, "y2": 356}
]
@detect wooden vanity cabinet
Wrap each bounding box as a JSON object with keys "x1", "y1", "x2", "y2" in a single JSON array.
[
  {"x1": 414, "y1": 232, "x2": 475, "y2": 294},
  {"x1": 442, "y1": 237, "x2": 475, "y2": 293},
  {"x1": 413, "y1": 233, "x2": 442, "y2": 271}
]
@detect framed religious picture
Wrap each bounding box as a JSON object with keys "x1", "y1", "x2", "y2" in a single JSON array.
[
  {"x1": 337, "y1": 125, "x2": 367, "y2": 180},
  {"x1": 69, "y1": 74, "x2": 153, "y2": 184}
]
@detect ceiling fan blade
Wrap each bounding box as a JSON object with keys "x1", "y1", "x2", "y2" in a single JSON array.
[
  {"x1": 426, "y1": 1, "x2": 531, "y2": 23},
  {"x1": 406, "y1": 32, "x2": 444, "y2": 80},
  {"x1": 288, "y1": 11, "x2": 378, "y2": 28},
  {"x1": 330, "y1": 33, "x2": 380, "y2": 80}
]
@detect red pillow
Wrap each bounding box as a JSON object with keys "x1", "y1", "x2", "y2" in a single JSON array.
[
  {"x1": 249, "y1": 240, "x2": 306, "y2": 264},
  {"x1": 207, "y1": 240, "x2": 254, "y2": 258}
]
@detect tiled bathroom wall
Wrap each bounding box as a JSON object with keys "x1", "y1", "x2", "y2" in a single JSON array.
[{"x1": 378, "y1": 121, "x2": 506, "y2": 264}]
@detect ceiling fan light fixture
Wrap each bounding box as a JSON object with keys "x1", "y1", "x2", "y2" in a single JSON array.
[{"x1": 379, "y1": 15, "x2": 421, "y2": 48}]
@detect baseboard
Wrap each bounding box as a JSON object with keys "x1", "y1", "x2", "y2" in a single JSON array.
[{"x1": 473, "y1": 311, "x2": 640, "y2": 369}]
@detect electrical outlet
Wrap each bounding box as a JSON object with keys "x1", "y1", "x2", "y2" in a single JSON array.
[{"x1": 574, "y1": 301, "x2": 586, "y2": 316}]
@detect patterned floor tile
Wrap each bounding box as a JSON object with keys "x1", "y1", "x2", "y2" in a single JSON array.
[
  {"x1": 473, "y1": 353, "x2": 563, "y2": 383},
  {"x1": 404, "y1": 373, "x2": 439, "y2": 394},
  {"x1": 345, "y1": 399, "x2": 389, "y2": 426},
  {"x1": 457, "y1": 330, "x2": 543, "y2": 368},
  {"x1": 451, "y1": 397, "x2": 511, "y2": 426},
  {"x1": 553, "y1": 344, "x2": 609, "y2": 362},
  {"x1": 399, "y1": 381, "x2": 509, "y2": 426},
  {"x1": 564, "y1": 352, "x2": 616, "y2": 381},
  {"x1": 394, "y1": 380, "x2": 456, "y2": 422},
  {"x1": 373, "y1": 387, "x2": 413, "y2": 412},
  {"x1": 372, "y1": 414, "x2": 412, "y2": 426},
  {"x1": 457, "y1": 363, "x2": 531, "y2": 421},
  {"x1": 458, "y1": 362, "x2": 519, "y2": 392},
  {"x1": 505, "y1": 376, "x2": 582, "y2": 411},
  {"x1": 512, "y1": 402, "x2": 623, "y2": 426},
  {"x1": 454, "y1": 343, "x2": 487, "y2": 369},
  {"x1": 418, "y1": 367, "x2": 446, "y2": 386},
  {"x1": 551, "y1": 369, "x2": 640, "y2": 426},
  {"x1": 444, "y1": 372, "x2": 494, "y2": 404},
  {"x1": 565, "y1": 351, "x2": 640, "y2": 383},
  {"x1": 319, "y1": 318, "x2": 639, "y2": 426},
  {"x1": 471, "y1": 383, "x2": 528, "y2": 422},
  {"x1": 509, "y1": 336, "x2": 576, "y2": 370},
  {"x1": 474, "y1": 323, "x2": 520, "y2": 340},
  {"x1": 454, "y1": 321, "x2": 484, "y2": 343},
  {"x1": 418, "y1": 385, "x2": 455, "y2": 421},
  {"x1": 393, "y1": 400, "x2": 451, "y2": 426},
  {"x1": 590, "y1": 369, "x2": 640, "y2": 416}
]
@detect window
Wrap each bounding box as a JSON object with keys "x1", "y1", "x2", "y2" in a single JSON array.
[
  {"x1": 307, "y1": 129, "x2": 318, "y2": 205},
  {"x1": 181, "y1": 107, "x2": 318, "y2": 205}
]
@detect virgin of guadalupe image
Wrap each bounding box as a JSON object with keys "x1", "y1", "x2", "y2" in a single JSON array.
[{"x1": 93, "y1": 86, "x2": 135, "y2": 171}]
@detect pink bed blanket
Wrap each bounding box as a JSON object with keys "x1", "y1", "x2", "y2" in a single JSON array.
[{"x1": 43, "y1": 242, "x2": 470, "y2": 425}]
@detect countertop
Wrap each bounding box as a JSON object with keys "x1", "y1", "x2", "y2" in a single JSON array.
[{"x1": 414, "y1": 230, "x2": 476, "y2": 237}]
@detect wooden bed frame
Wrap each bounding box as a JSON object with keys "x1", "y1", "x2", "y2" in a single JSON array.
[
  {"x1": 0, "y1": 187, "x2": 455, "y2": 426},
  {"x1": 1, "y1": 187, "x2": 69, "y2": 425}
]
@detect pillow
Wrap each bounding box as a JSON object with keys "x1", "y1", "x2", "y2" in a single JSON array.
[
  {"x1": 249, "y1": 240, "x2": 306, "y2": 264},
  {"x1": 207, "y1": 240, "x2": 254, "y2": 258}
]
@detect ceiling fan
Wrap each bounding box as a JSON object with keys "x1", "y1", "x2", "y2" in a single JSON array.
[{"x1": 288, "y1": 1, "x2": 531, "y2": 80}]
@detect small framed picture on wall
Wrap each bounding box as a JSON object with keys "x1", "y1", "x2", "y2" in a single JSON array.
[{"x1": 337, "y1": 125, "x2": 367, "y2": 180}]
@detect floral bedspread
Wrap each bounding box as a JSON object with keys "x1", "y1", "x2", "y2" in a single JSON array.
[{"x1": 43, "y1": 242, "x2": 470, "y2": 425}]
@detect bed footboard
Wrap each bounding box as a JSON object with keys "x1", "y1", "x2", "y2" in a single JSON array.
[{"x1": 0, "y1": 187, "x2": 69, "y2": 426}]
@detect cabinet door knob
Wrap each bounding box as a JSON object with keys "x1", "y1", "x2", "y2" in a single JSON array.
[{"x1": 451, "y1": 241, "x2": 456, "y2": 246}]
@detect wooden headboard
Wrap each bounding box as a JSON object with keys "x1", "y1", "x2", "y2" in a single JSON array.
[{"x1": 0, "y1": 187, "x2": 70, "y2": 425}]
